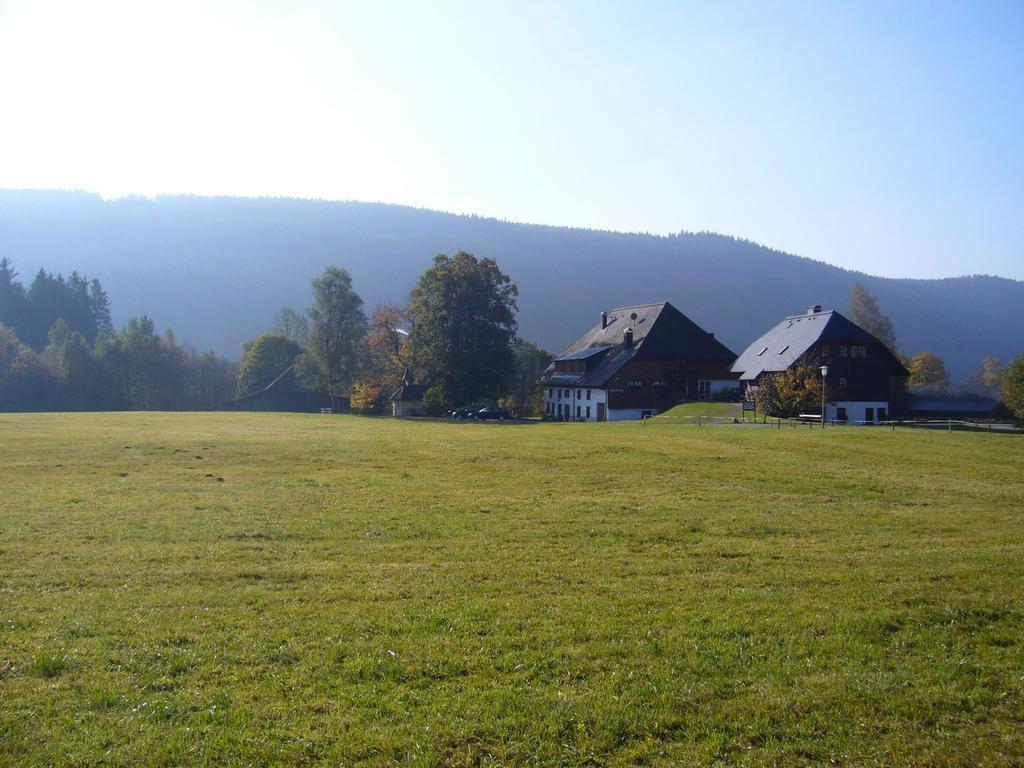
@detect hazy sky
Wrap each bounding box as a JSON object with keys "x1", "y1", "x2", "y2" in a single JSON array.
[{"x1": 1, "y1": 0, "x2": 1021, "y2": 280}]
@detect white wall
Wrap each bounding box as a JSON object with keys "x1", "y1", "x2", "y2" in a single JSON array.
[
  {"x1": 544, "y1": 386, "x2": 606, "y2": 421},
  {"x1": 826, "y1": 401, "x2": 890, "y2": 424},
  {"x1": 393, "y1": 400, "x2": 427, "y2": 417}
]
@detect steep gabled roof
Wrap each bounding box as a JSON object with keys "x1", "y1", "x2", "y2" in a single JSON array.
[
  {"x1": 731, "y1": 307, "x2": 908, "y2": 381},
  {"x1": 390, "y1": 383, "x2": 428, "y2": 402},
  {"x1": 542, "y1": 302, "x2": 736, "y2": 387},
  {"x1": 224, "y1": 364, "x2": 299, "y2": 406}
]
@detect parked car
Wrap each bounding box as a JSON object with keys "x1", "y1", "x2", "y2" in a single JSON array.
[
  {"x1": 474, "y1": 406, "x2": 511, "y2": 421},
  {"x1": 450, "y1": 404, "x2": 485, "y2": 419}
]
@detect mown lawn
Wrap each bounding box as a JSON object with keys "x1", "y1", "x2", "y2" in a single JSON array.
[
  {"x1": 653, "y1": 402, "x2": 742, "y2": 423},
  {"x1": 1, "y1": 413, "x2": 1022, "y2": 766}
]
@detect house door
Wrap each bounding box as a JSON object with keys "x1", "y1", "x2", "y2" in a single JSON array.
[
  {"x1": 865, "y1": 407, "x2": 875, "y2": 423},
  {"x1": 597, "y1": 403, "x2": 607, "y2": 422}
]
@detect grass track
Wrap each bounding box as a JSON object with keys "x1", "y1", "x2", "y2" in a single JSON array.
[{"x1": 1, "y1": 413, "x2": 1022, "y2": 766}]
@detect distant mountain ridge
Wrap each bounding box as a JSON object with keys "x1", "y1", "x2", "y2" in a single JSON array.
[{"x1": 1, "y1": 189, "x2": 1021, "y2": 379}]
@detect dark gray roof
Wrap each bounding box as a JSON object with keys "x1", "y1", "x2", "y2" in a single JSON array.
[
  {"x1": 542, "y1": 302, "x2": 736, "y2": 388},
  {"x1": 555, "y1": 346, "x2": 611, "y2": 362},
  {"x1": 390, "y1": 383, "x2": 428, "y2": 401},
  {"x1": 731, "y1": 307, "x2": 906, "y2": 381}
]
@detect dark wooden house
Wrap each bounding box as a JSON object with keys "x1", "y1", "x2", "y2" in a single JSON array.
[
  {"x1": 540, "y1": 302, "x2": 738, "y2": 421},
  {"x1": 224, "y1": 365, "x2": 347, "y2": 413},
  {"x1": 731, "y1": 305, "x2": 908, "y2": 423}
]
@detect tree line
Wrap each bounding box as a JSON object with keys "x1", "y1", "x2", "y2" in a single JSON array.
[
  {"x1": 238, "y1": 252, "x2": 552, "y2": 415},
  {"x1": 1, "y1": 258, "x2": 235, "y2": 411}
]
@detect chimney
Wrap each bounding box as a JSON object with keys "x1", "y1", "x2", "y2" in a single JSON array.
[
  {"x1": 623, "y1": 327, "x2": 634, "y2": 349},
  {"x1": 600, "y1": 311, "x2": 608, "y2": 329},
  {"x1": 807, "y1": 305, "x2": 822, "y2": 314}
]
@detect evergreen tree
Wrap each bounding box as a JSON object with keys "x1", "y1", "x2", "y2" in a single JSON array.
[
  {"x1": 408, "y1": 252, "x2": 518, "y2": 406},
  {"x1": 848, "y1": 283, "x2": 897, "y2": 353},
  {"x1": 89, "y1": 279, "x2": 113, "y2": 337},
  {"x1": 0, "y1": 258, "x2": 26, "y2": 333}
]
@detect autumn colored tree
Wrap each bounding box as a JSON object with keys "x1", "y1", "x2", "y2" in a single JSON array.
[
  {"x1": 351, "y1": 304, "x2": 410, "y2": 412},
  {"x1": 1001, "y1": 354, "x2": 1024, "y2": 419},
  {"x1": 753, "y1": 363, "x2": 831, "y2": 418},
  {"x1": 908, "y1": 351, "x2": 949, "y2": 387}
]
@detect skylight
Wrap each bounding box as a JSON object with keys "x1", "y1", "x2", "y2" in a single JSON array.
[
  {"x1": 756, "y1": 347, "x2": 768, "y2": 356},
  {"x1": 778, "y1": 345, "x2": 789, "y2": 354}
]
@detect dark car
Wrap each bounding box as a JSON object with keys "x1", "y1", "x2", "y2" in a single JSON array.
[
  {"x1": 450, "y1": 405, "x2": 485, "y2": 419},
  {"x1": 474, "y1": 406, "x2": 511, "y2": 421}
]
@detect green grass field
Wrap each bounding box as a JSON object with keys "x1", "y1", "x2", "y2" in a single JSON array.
[
  {"x1": 2, "y1": 413, "x2": 1022, "y2": 766},
  {"x1": 653, "y1": 402, "x2": 742, "y2": 423}
]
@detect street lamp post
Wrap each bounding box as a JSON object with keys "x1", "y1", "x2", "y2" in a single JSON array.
[{"x1": 819, "y1": 365, "x2": 829, "y2": 428}]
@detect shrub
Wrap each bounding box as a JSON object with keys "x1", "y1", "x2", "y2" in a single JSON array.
[{"x1": 422, "y1": 386, "x2": 445, "y2": 417}]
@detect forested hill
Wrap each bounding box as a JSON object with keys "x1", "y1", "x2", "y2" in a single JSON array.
[{"x1": 1, "y1": 189, "x2": 1021, "y2": 379}]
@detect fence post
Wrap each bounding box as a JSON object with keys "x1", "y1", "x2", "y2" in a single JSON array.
[{"x1": 948, "y1": 418, "x2": 952, "y2": 433}]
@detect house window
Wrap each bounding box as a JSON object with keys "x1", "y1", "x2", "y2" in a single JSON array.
[
  {"x1": 586, "y1": 389, "x2": 591, "y2": 400},
  {"x1": 547, "y1": 388, "x2": 552, "y2": 397},
  {"x1": 821, "y1": 345, "x2": 829, "y2": 356},
  {"x1": 852, "y1": 345, "x2": 867, "y2": 358},
  {"x1": 626, "y1": 380, "x2": 642, "y2": 389},
  {"x1": 878, "y1": 407, "x2": 888, "y2": 421},
  {"x1": 865, "y1": 407, "x2": 875, "y2": 422},
  {"x1": 698, "y1": 380, "x2": 711, "y2": 396},
  {"x1": 839, "y1": 377, "x2": 847, "y2": 389},
  {"x1": 564, "y1": 389, "x2": 570, "y2": 398},
  {"x1": 576, "y1": 405, "x2": 581, "y2": 418},
  {"x1": 557, "y1": 389, "x2": 562, "y2": 400},
  {"x1": 840, "y1": 345, "x2": 848, "y2": 357},
  {"x1": 836, "y1": 407, "x2": 847, "y2": 422},
  {"x1": 586, "y1": 406, "x2": 591, "y2": 418},
  {"x1": 576, "y1": 389, "x2": 581, "y2": 399},
  {"x1": 652, "y1": 380, "x2": 669, "y2": 389}
]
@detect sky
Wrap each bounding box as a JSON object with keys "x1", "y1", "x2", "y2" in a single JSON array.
[{"x1": 0, "y1": 0, "x2": 1021, "y2": 280}]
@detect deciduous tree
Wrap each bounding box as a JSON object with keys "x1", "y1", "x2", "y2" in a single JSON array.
[
  {"x1": 351, "y1": 304, "x2": 410, "y2": 412},
  {"x1": 272, "y1": 307, "x2": 310, "y2": 347},
  {"x1": 505, "y1": 340, "x2": 552, "y2": 416},
  {"x1": 297, "y1": 267, "x2": 367, "y2": 405},
  {"x1": 1001, "y1": 354, "x2": 1024, "y2": 419},
  {"x1": 848, "y1": 283, "x2": 897, "y2": 353},
  {"x1": 237, "y1": 333, "x2": 303, "y2": 396},
  {"x1": 908, "y1": 351, "x2": 949, "y2": 387},
  {"x1": 408, "y1": 252, "x2": 517, "y2": 406}
]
